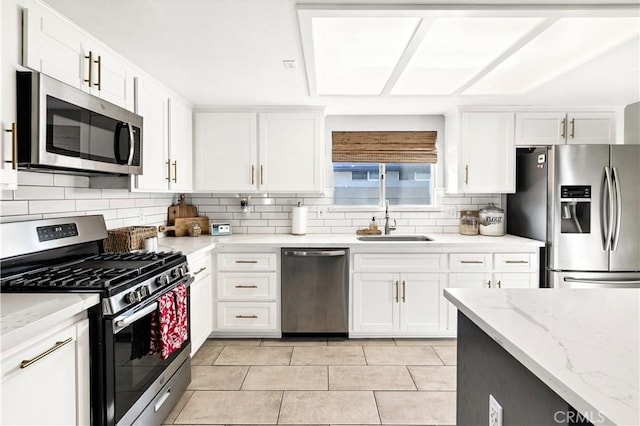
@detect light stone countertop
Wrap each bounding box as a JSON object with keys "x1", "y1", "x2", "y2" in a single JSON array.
[
  {"x1": 0, "y1": 293, "x2": 100, "y2": 351},
  {"x1": 444, "y1": 288, "x2": 640, "y2": 426}
]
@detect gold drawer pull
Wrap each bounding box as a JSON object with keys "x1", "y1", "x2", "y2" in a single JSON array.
[
  {"x1": 84, "y1": 51, "x2": 93, "y2": 87},
  {"x1": 402, "y1": 280, "x2": 406, "y2": 303},
  {"x1": 505, "y1": 260, "x2": 528, "y2": 264},
  {"x1": 235, "y1": 315, "x2": 258, "y2": 319},
  {"x1": 94, "y1": 55, "x2": 102, "y2": 89},
  {"x1": 235, "y1": 284, "x2": 258, "y2": 288},
  {"x1": 460, "y1": 260, "x2": 483, "y2": 264},
  {"x1": 235, "y1": 260, "x2": 258, "y2": 264},
  {"x1": 20, "y1": 337, "x2": 73, "y2": 369},
  {"x1": 394, "y1": 281, "x2": 399, "y2": 303},
  {"x1": 5, "y1": 122, "x2": 17, "y2": 169},
  {"x1": 194, "y1": 267, "x2": 207, "y2": 275},
  {"x1": 496, "y1": 280, "x2": 502, "y2": 288}
]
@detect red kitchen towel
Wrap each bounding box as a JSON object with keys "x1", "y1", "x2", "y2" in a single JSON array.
[{"x1": 149, "y1": 284, "x2": 188, "y2": 360}]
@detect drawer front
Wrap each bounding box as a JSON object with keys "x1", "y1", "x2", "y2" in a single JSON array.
[
  {"x1": 190, "y1": 253, "x2": 212, "y2": 280},
  {"x1": 217, "y1": 253, "x2": 276, "y2": 271},
  {"x1": 354, "y1": 253, "x2": 446, "y2": 272},
  {"x1": 494, "y1": 253, "x2": 534, "y2": 272},
  {"x1": 217, "y1": 302, "x2": 277, "y2": 330},
  {"x1": 217, "y1": 273, "x2": 277, "y2": 301},
  {"x1": 449, "y1": 253, "x2": 492, "y2": 272}
]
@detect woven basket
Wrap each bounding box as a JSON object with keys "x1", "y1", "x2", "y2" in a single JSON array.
[{"x1": 103, "y1": 226, "x2": 158, "y2": 252}]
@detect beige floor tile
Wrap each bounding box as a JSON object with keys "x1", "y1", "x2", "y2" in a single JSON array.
[
  {"x1": 433, "y1": 346, "x2": 457, "y2": 365},
  {"x1": 363, "y1": 346, "x2": 444, "y2": 365},
  {"x1": 328, "y1": 338, "x2": 396, "y2": 346},
  {"x1": 278, "y1": 391, "x2": 380, "y2": 424},
  {"x1": 188, "y1": 366, "x2": 248, "y2": 390},
  {"x1": 260, "y1": 338, "x2": 328, "y2": 347},
  {"x1": 394, "y1": 338, "x2": 457, "y2": 346},
  {"x1": 242, "y1": 366, "x2": 328, "y2": 390},
  {"x1": 407, "y1": 366, "x2": 457, "y2": 391},
  {"x1": 205, "y1": 338, "x2": 262, "y2": 346},
  {"x1": 290, "y1": 346, "x2": 366, "y2": 366},
  {"x1": 375, "y1": 391, "x2": 456, "y2": 425},
  {"x1": 162, "y1": 390, "x2": 193, "y2": 423},
  {"x1": 174, "y1": 391, "x2": 282, "y2": 424},
  {"x1": 214, "y1": 346, "x2": 292, "y2": 365},
  {"x1": 191, "y1": 345, "x2": 224, "y2": 366},
  {"x1": 329, "y1": 366, "x2": 416, "y2": 391}
]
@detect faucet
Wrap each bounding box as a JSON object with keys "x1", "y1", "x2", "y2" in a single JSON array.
[{"x1": 383, "y1": 200, "x2": 397, "y2": 235}]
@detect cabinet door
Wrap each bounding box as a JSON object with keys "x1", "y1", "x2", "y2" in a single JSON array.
[
  {"x1": 168, "y1": 97, "x2": 193, "y2": 191},
  {"x1": 190, "y1": 271, "x2": 213, "y2": 355},
  {"x1": 494, "y1": 273, "x2": 536, "y2": 289},
  {"x1": 399, "y1": 273, "x2": 445, "y2": 333},
  {"x1": 445, "y1": 273, "x2": 491, "y2": 331},
  {"x1": 258, "y1": 112, "x2": 323, "y2": 192},
  {"x1": 515, "y1": 112, "x2": 566, "y2": 146},
  {"x1": 0, "y1": 0, "x2": 18, "y2": 189},
  {"x1": 567, "y1": 112, "x2": 616, "y2": 144},
  {"x1": 83, "y1": 43, "x2": 134, "y2": 111},
  {"x1": 194, "y1": 113, "x2": 257, "y2": 192},
  {"x1": 352, "y1": 273, "x2": 398, "y2": 333},
  {"x1": 134, "y1": 77, "x2": 169, "y2": 191},
  {"x1": 461, "y1": 112, "x2": 515, "y2": 193}
]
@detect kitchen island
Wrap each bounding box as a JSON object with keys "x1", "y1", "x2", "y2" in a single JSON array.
[{"x1": 444, "y1": 288, "x2": 639, "y2": 425}]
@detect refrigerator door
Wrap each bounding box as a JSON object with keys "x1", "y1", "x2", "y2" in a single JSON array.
[
  {"x1": 610, "y1": 145, "x2": 640, "y2": 271},
  {"x1": 549, "y1": 145, "x2": 610, "y2": 271},
  {"x1": 551, "y1": 270, "x2": 640, "y2": 288}
]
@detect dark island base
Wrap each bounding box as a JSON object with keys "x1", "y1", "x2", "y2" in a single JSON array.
[{"x1": 457, "y1": 312, "x2": 595, "y2": 426}]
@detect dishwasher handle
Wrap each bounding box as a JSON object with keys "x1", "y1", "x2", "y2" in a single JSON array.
[{"x1": 283, "y1": 250, "x2": 346, "y2": 257}]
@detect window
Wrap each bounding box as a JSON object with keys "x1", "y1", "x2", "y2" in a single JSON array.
[{"x1": 332, "y1": 131, "x2": 437, "y2": 207}]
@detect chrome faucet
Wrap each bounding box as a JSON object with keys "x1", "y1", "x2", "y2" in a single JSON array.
[{"x1": 384, "y1": 200, "x2": 397, "y2": 235}]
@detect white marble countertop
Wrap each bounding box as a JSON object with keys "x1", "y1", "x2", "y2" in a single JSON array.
[
  {"x1": 0, "y1": 293, "x2": 100, "y2": 351},
  {"x1": 159, "y1": 233, "x2": 543, "y2": 256},
  {"x1": 444, "y1": 288, "x2": 640, "y2": 426}
]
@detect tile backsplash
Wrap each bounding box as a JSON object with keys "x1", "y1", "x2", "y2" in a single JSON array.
[{"x1": 0, "y1": 172, "x2": 500, "y2": 235}]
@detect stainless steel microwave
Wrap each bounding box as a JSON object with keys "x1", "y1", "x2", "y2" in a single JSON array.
[{"x1": 17, "y1": 71, "x2": 143, "y2": 175}]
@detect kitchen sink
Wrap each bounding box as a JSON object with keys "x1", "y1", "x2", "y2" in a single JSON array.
[{"x1": 356, "y1": 235, "x2": 433, "y2": 242}]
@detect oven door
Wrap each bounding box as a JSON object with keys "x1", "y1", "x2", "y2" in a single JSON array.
[{"x1": 106, "y1": 279, "x2": 191, "y2": 426}]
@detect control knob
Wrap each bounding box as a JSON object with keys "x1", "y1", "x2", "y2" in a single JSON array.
[
  {"x1": 125, "y1": 290, "x2": 141, "y2": 304},
  {"x1": 156, "y1": 274, "x2": 169, "y2": 286},
  {"x1": 172, "y1": 266, "x2": 185, "y2": 278},
  {"x1": 138, "y1": 285, "x2": 150, "y2": 297}
]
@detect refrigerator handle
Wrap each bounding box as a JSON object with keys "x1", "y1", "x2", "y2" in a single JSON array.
[
  {"x1": 602, "y1": 166, "x2": 614, "y2": 251},
  {"x1": 611, "y1": 167, "x2": 622, "y2": 251}
]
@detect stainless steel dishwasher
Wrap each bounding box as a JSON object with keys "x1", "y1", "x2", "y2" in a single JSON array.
[{"x1": 281, "y1": 248, "x2": 349, "y2": 336}]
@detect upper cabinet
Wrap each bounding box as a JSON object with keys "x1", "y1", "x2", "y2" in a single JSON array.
[
  {"x1": 515, "y1": 111, "x2": 617, "y2": 146},
  {"x1": 23, "y1": 3, "x2": 134, "y2": 110},
  {"x1": 446, "y1": 110, "x2": 515, "y2": 194},
  {"x1": 194, "y1": 110, "x2": 324, "y2": 193},
  {"x1": 1, "y1": 0, "x2": 18, "y2": 189}
]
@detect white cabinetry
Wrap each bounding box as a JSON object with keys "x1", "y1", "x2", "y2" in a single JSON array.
[
  {"x1": 515, "y1": 111, "x2": 616, "y2": 146},
  {"x1": 1, "y1": 318, "x2": 90, "y2": 425},
  {"x1": 215, "y1": 252, "x2": 279, "y2": 336},
  {"x1": 189, "y1": 250, "x2": 213, "y2": 356},
  {"x1": 194, "y1": 110, "x2": 324, "y2": 193},
  {"x1": 446, "y1": 110, "x2": 515, "y2": 194},
  {"x1": 133, "y1": 77, "x2": 193, "y2": 192}
]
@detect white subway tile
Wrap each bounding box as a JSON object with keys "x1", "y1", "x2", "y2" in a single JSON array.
[
  {"x1": 345, "y1": 212, "x2": 376, "y2": 219},
  {"x1": 15, "y1": 186, "x2": 65, "y2": 200},
  {"x1": 218, "y1": 197, "x2": 239, "y2": 205},
  {"x1": 247, "y1": 226, "x2": 276, "y2": 234},
  {"x1": 254, "y1": 205, "x2": 283, "y2": 212},
  {"x1": 64, "y1": 187, "x2": 102, "y2": 199},
  {"x1": 76, "y1": 199, "x2": 110, "y2": 211},
  {"x1": 306, "y1": 226, "x2": 331, "y2": 234},
  {"x1": 241, "y1": 220, "x2": 268, "y2": 227},
  {"x1": 199, "y1": 205, "x2": 227, "y2": 213},
  {"x1": 274, "y1": 227, "x2": 290, "y2": 234},
  {"x1": 54, "y1": 174, "x2": 89, "y2": 188},
  {"x1": 135, "y1": 198, "x2": 157, "y2": 208},
  {"x1": 18, "y1": 171, "x2": 54, "y2": 186},
  {"x1": 330, "y1": 226, "x2": 358, "y2": 233},
  {"x1": 442, "y1": 197, "x2": 472, "y2": 205},
  {"x1": 307, "y1": 219, "x2": 324, "y2": 226},
  {"x1": 110, "y1": 199, "x2": 136, "y2": 209},
  {"x1": 415, "y1": 226, "x2": 444, "y2": 234},
  {"x1": 436, "y1": 218, "x2": 460, "y2": 226},
  {"x1": 121, "y1": 217, "x2": 141, "y2": 226},
  {"x1": 190, "y1": 198, "x2": 219, "y2": 205},
  {"x1": 117, "y1": 208, "x2": 139, "y2": 218},
  {"x1": 0, "y1": 201, "x2": 29, "y2": 216},
  {"x1": 276, "y1": 198, "x2": 300, "y2": 205},
  {"x1": 145, "y1": 214, "x2": 166, "y2": 224},
  {"x1": 155, "y1": 198, "x2": 174, "y2": 206},
  {"x1": 0, "y1": 214, "x2": 43, "y2": 223},
  {"x1": 302, "y1": 197, "x2": 332, "y2": 205},
  {"x1": 102, "y1": 189, "x2": 131, "y2": 199},
  {"x1": 0, "y1": 190, "x2": 14, "y2": 200},
  {"x1": 43, "y1": 211, "x2": 85, "y2": 219},
  {"x1": 232, "y1": 227, "x2": 248, "y2": 234},
  {"x1": 443, "y1": 226, "x2": 459, "y2": 233},
  {"x1": 86, "y1": 209, "x2": 117, "y2": 220},
  {"x1": 233, "y1": 212, "x2": 261, "y2": 220},
  {"x1": 132, "y1": 192, "x2": 152, "y2": 198},
  {"x1": 324, "y1": 219, "x2": 352, "y2": 226},
  {"x1": 105, "y1": 219, "x2": 124, "y2": 229},
  {"x1": 267, "y1": 219, "x2": 290, "y2": 227},
  {"x1": 207, "y1": 213, "x2": 234, "y2": 220},
  {"x1": 29, "y1": 200, "x2": 75, "y2": 214},
  {"x1": 261, "y1": 213, "x2": 288, "y2": 220},
  {"x1": 322, "y1": 212, "x2": 345, "y2": 220}
]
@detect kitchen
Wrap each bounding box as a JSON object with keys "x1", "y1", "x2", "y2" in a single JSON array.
[{"x1": 0, "y1": 0, "x2": 638, "y2": 425}]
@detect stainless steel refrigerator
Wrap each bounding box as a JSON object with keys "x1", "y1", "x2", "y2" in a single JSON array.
[{"x1": 507, "y1": 145, "x2": 640, "y2": 288}]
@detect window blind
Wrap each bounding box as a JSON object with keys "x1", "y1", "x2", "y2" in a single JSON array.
[{"x1": 331, "y1": 131, "x2": 438, "y2": 163}]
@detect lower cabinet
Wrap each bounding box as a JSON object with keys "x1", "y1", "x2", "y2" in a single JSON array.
[
  {"x1": 189, "y1": 251, "x2": 213, "y2": 356},
  {"x1": 1, "y1": 317, "x2": 90, "y2": 425}
]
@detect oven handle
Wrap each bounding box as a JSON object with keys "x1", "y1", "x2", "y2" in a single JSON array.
[{"x1": 115, "y1": 302, "x2": 158, "y2": 330}]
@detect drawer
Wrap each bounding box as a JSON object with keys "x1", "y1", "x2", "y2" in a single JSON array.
[
  {"x1": 354, "y1": 253, "x2": 446, "y2": 272},
  {"x1": 216, "y1": 302, "x2": 277, "y2": 330},
  {"x1": 217, "y1": 253, "x2": 276, "y2": 271},
  {"x1": 189, "y1": 253, "x2": 212, "y2": 280},
  {"x1": 217, "y1": 272, "x2": 276, "y2": 301},
  {"x1": 494, "y1": 253, "x2": 535, "y2": 272},
  {"x1": 449, "y1": 253, "x2": 492, "y2": 271}
]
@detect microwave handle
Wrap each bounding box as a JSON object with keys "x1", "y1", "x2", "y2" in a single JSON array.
[{"x1": 127, "y1": 123, "x2": 135, "y2": 166}]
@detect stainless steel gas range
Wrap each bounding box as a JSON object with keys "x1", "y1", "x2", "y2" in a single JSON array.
[{"x1": 0, "y1": 215, "x2": 193, "y2": 425}]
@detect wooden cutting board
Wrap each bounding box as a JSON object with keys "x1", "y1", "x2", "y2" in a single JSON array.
[
  {"x1": 167, "y1": 194, "x2": 198, "y2": 225},
  {"x1": 159, "y1": 216, "x2": 210, "y2": 237}
]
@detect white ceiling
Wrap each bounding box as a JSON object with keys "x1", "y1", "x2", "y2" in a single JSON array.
[{"x1": 42, "y1": 0, "x2": 640, "y2": 114}]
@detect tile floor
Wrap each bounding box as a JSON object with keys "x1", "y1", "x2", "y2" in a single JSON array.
[{"x1": 163, "y1": 338, "x2": 457, "y2": 426}]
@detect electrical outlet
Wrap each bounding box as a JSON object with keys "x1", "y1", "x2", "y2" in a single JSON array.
[
  {"x1": 139, "y1": 210, "x2": 145, "y2": 224},
  {"x1": 447, "y1": 206, "x2": 459, "y2": 218},
  {"x1": 489, "y1": 395, "x2": 503, "y2": 426},
  {"x1": 317, "y1": 206, "x2": 327, "y2": 218}
]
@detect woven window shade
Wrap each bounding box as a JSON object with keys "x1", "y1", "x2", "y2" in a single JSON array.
[{"x1": 332, "y1": 131, "x2": 438, "y2": 164}]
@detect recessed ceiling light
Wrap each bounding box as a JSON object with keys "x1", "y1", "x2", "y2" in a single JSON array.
[{"x1": 283, "y1": 60, "x2": 297, "y2": 69}]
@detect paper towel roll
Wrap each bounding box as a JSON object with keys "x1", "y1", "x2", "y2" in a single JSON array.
[{"x1": 291, "y1": 205, "x2": 307, "y2": 235}]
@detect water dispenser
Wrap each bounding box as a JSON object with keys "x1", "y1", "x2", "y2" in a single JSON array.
[{"x1": 560, "y1": 185, "x2": 591, "y2": 233}]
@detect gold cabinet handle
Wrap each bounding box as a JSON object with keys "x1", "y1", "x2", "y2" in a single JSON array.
[
  {"x1": 4, "y1": 123, "x2": 17, "y2": 169},
  {"x1": 94, "y1": 55, "x2": 102, "y2": 89},
  {"x1": 84, "y1": 51, "x2": 93, "y2": 87},
  {"x1": 394, "y1": 280, "x2": 399, "y2": 303},
  {"x1": 402, "y1": 280, "x2": 406, "y2": 303},
  {"x1": 560, "y1": 118, "x2": 566, "y2": 139},
  {"x1": 505, "y1": 260, "x2": 528, "y2": 264},
  {"x1": 260, "y1": 165, "x2": 264, "y2": 185},
  {"x1": 235, "y1": 260, "x2": 258, "y2": 264},
  {"x1": 193, "y1": 267, "x2": 207, "y2": 275},
  {"x1": 251, "y1": 165, "x2": 255, "y2": 186},
  {"x1": 20, "y1": 337, "x2": 73, "y2": 369},
  {"x1": 487, "y1": 280, "x2": 492, "y2": 288},
  {"x1": 497, "y1": 280, "x2": 501, "y2": 288},
  {"x1": 235, "y1": 284, "x2": 258, "y2": 289},
  {"x1": 166, "y1": 160, "x2": 171, "y2": 182},
  {"x1": 235, "y1": 315, "x2": 258, "y2": 319},
  {"x1": 460, "y1": 260, "x2": 483, "y2": 264},
  {"x1": 172, "y1": 161, "x2": 177, "y2": 183},
  {"x1": 570, "y1": 118, "x2": 575, "y2": 138},
  {"x1": 464, "y1": 164, "x2": 469, "y2": 185}
]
